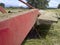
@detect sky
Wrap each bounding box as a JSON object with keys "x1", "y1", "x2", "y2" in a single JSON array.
[
  {"x1": 49, "y1": 0, "x2": 60, "y2": 8},
  {"x1": 0, "y1": 0, "x2": 60, "y2": 8},
  {"x1": 0, "y1": 0, "x2": 27, "y2": 7}
]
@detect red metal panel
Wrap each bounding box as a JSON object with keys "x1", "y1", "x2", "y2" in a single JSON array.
[
  {"x1": 0, "y1": 9, "x2": 39, "y2": 45},
  {"x1": 0, "y1": 6, "x2": 7, "y2": 14}
]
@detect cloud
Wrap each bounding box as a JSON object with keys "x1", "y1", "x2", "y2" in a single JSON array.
[
  {"x1": 53, "y1": 0, "x2": 60, "y2": 3},
  {"x1": 0, "y1": 0, "x2": 27, "y2": 7},
  {"x1": 49, "y1": 0, "x2": 60, "y2": 8}
]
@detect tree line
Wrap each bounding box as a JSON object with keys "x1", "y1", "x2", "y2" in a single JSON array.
[
  {"x1": 26, "y1": 0, "x2": 60, "y2": 9},
  {"x1": 0, "y1": 3, "x2": 5, "y2": 8},
  {"x1": 26, "y1": 0, "x2": 50, "y2": 9}
]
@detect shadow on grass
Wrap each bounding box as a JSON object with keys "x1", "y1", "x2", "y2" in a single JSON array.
[
  {"x1": 36, "y1": 24, "x2": 52, "y2": 38},
  {"x1": 27, "y1": 24, "x2": 52, "y2": 39},
  {"x1": 22, "y1": 23, "x2": 52, "y2": 45}
]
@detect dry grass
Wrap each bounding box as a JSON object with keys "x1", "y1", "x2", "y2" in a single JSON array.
[{"x1": 22, "y1": 9, "x2": 60, "y2": 45}]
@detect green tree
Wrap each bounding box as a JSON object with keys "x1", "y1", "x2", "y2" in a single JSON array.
[
  {"x1": 58, "y1": 4, "x2": 60, "y2": 9},
  {"x1": 26, "y1": 0, "x2": 50, "y2": 9},
  {"x1": 0, "y1": 3, "x2": 5, "y2": 8}
]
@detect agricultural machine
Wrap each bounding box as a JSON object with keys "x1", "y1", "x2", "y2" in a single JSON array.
[
  {"x1": 0, "y1": 0, "x2": 40, "y2": 45},
  {"x1": 0, "y1": 0, "x2": 58, "y2": 45}
]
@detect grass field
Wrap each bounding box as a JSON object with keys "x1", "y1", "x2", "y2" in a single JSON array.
[{"x1": 22, "y1": 9, "x2": 60, "y2": 45}]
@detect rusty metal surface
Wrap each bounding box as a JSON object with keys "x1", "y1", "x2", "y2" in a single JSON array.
[{"x1": 0, "y1": 9, "x2": 39, "y2": 45}]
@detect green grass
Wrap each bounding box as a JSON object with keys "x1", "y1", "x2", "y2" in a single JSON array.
[{"x1": 22, "y1": 9, "x2": 60, "y2": 45}]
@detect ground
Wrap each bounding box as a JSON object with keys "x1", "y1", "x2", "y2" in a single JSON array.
[{"x1": 22, "y1": 9, "x2": 60, "y2": 45}]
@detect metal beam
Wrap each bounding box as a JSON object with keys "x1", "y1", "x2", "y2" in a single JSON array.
[{"x1": 0, "y1": 9, "x2": 39, "y2": 45}]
